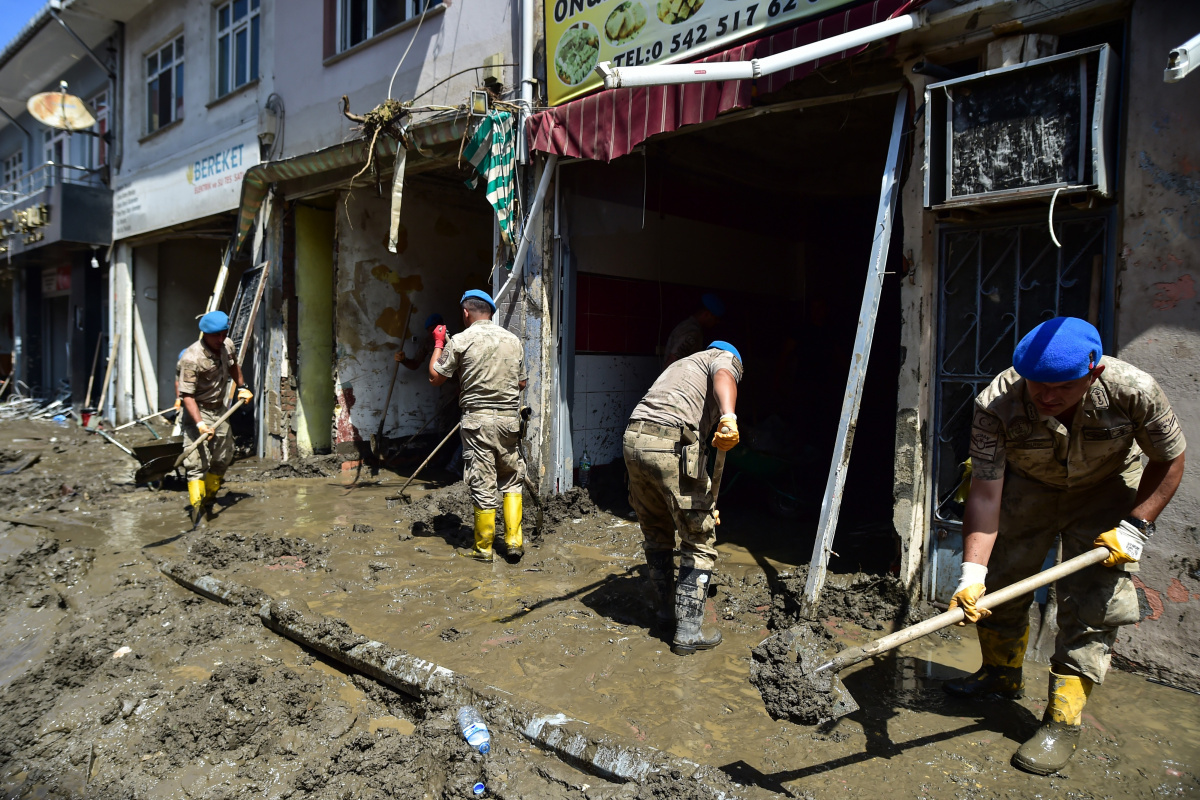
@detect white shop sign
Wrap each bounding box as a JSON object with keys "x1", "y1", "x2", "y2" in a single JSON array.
[{"x1": 114, "y1": 125, "x2": 260, "y2": 240}]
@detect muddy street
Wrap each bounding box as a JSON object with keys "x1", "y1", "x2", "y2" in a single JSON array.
[{"x1": 0, "y1": 418, "x2": 1197, "y2": 799}]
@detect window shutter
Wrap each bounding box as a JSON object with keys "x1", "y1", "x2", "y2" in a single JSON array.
[{"x1": 323, "y1": 0, "x2": 336, "y2": 59}]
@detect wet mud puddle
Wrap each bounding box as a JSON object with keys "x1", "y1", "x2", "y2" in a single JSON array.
[
  {"x1": 3, "y1": 451, "x2": 1199, "y2": 799},
  {"x1": 152, "y1": 475, "x2": 1200, "y2": 798}
]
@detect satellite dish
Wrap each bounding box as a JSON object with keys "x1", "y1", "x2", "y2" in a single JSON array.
[{"x1": 27, "y1": 91, "x2": 96, "y2": 131}]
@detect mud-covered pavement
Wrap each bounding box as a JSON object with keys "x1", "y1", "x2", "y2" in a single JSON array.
[{"x1": 1, "y1": 418, "x2": 1198, "y2": 799}]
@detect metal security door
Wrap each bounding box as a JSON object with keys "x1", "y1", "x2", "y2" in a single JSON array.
[{"x1": 928, "y1": 215, "x2": 1111, "y2": 603}]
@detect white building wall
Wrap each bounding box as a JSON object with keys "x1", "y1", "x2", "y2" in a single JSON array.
[{"x1": 273, "y1": 0, "x2": 516, "y2": 160}]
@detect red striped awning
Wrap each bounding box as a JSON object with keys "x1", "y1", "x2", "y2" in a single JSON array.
[{"x1": 527, "y1": 0, "x2": 917, "y2": 163}]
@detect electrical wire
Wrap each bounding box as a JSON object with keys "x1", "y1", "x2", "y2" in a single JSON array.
[{"x1": 387, "y1": 1, "x2": 433, "y2": 100}]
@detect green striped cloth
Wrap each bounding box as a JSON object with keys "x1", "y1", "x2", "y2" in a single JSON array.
[{"x1": 462, "y1": 111, "x2": 516, "y2": 245}]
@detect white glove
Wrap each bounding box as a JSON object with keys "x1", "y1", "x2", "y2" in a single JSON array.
[{"x1": 1095, "y1": 520, "x2": 1147, "y2": 567}]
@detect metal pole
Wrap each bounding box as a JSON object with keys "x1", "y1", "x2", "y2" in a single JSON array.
[{"x1": 799, "y1": 91, "x2": 908, "y2": 618}]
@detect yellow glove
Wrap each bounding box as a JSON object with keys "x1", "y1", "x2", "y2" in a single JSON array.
[
  {"x1": 237, "y1": 386, "x2": 254, "y2": 403},
  {"x1": 196, "y1": 421, "x2": 215, "y2": 437},
  {"x1": 712, "y1": 414, "x2": 739, "y2": 452},
  {"x1": 712, "y1": 509, "x2": 721, "y2": 526},
  {"x1": 173, "y1": 397, "x2": 181, "y2": 411},
  {"x1": 949, "y1": 562, "x2": 991, "y2": 625},
  {"x1": 1095, "y1": 521, "x2": 1146, "y2": 568}
]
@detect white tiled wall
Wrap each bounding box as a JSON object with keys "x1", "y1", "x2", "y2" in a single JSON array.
[{"x1": 572, "y1": 354, "x2": 662, "y2": 466}]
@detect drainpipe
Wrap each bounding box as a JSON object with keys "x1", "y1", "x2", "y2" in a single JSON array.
[
  {"x1": 495, "y1": 153, "x2": 557, "y2": 310},
  {"x1": 518, "y1": 0, "x2": 534, "y2": 162},
  {"x1": 595, "y1": 12, "x2": 923, "y2": 89},
  {"x1": 1164, "y1": 30, "x2": 1200, "y2": 82}
]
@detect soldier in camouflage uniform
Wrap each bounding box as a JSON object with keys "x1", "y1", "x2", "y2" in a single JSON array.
[
  {"x1": 429, "y1": 290, "x2": 527, "y2": 563},
  {"x1": 948, "y1": 317, "x2": 1186, "y2": 775},
  {"x1": 624, "y1": 341, "x2": 743, "y2": 655},
  {"x1": 663, "y1": 293, "x2": 724, "y2": 367},
  {"x1": 178, "y1": 311, "x2": 253, "y2": 524}
]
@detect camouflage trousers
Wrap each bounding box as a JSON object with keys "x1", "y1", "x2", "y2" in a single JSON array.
[
  {"x1": 981, "y1": 469, "x2": 1142, "y2": 684},
  {"x1": 460, "y1": 409, "x2": 523, "y2": 510},
  {"x1": 182, "y1": 405, "x2": 234, "y2": 481},
  {"x1": 622, "y1": 422, "x2": 718, "y2": 571}
]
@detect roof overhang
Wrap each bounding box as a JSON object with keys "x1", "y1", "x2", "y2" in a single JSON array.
[{"x1": 0, "y1": 0, "x2": 154, "y2": 134}]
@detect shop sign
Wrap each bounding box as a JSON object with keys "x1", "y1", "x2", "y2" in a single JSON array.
[
  {"x1": 545, "y1": 0, "x2": 859, "y2": 105},
  {"x1": 41, "y1": 265, "x2": 71, "y2": 298},
  {"x1": 2, "y1": 203, "x2": 51, "y2": 245},
  {"x1": 113, "y1": 123, "x2": 260, "y2": 240}
]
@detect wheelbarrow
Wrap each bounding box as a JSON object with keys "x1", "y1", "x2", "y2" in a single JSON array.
[{"x1": 89, "y1": 426, "x2": 185, "y2": 484}]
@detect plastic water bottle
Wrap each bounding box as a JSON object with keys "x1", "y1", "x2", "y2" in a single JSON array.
[
  {"x1": 579, "y1": 451, "x2": 591, "y2": 488},
  {"x1": 457, "y1": 706, "x2": 491, "y2": 754}
]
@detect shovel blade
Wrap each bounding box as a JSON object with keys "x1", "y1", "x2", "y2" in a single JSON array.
[{"x1": 785, "y1": 625, "x2": 860, "y2": 722}]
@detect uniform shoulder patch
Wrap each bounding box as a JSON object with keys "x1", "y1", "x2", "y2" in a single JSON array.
[{"x1": 1145, "y1": 410, "x2": 1183, "y2": 448}]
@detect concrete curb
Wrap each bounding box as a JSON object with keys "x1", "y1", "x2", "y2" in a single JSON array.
[{"x1": 159, "y1": 564, "x2": 738, "y2": 795}]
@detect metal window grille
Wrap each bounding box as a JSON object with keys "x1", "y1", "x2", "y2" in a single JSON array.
[{"x1": 928, "y1": 215, "x2": 1110, "y2": 600}]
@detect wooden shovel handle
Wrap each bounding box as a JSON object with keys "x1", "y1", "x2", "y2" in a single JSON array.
[
  {"x1": 819, "y1": 547, "x2": 1111, "y2": 673},
  {"x1": 173, "y1": 399, "x2": 246, "y2": 468}
]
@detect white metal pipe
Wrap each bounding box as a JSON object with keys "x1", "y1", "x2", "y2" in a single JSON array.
[
  {"x1": 496, "y1": 153, "x2": 559, "y2": 308},
  {"x1": 518, "y1": 0, "x2": 535, "y2": 161},
  {"x1": 1165, "y1": 30, "x2": 1200, "y2": 83},
  {"x1": 597, "y1": 12, "x2": 923, "y2": 90}
]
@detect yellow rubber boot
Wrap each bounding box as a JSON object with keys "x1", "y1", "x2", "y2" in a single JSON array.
[
  {"x1": 187, "y1": 479, "x2": 206, "y2": 509},
  {"x1": 1012, "y1": 669, "x2": 1093, "y2": 774},
  {"x1": 944, "y1": 626, "x2": 1027, "y2": 699},
  {"x1": 462, "y1": 508, "x2": 495, "y2": 562},
  {"x1": 204, "y1": 473, "x2": 222, "y2": 499},
  {"x1": 203, "y1": 473, "x2": 223, "y2": 519},
  {"x1": 187, "y1": 479, "x2": 206, "y2": 527},
  {"x1": 502, "y1": 492, "x2": 524, "y2": 562}
]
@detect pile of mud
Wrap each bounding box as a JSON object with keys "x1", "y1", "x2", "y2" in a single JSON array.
[
  {"x1": 396, "y1": 482, "x2": 598, "y2": 541},
  {"x1": 229, "y1": 454, "x2": 342, "y2": 482},
  {"x1": 0, "y1": 421, "x2": 140, "y2": 516},
  {"x1": 748, "y1": 567, "x2": 934, "y2": 726},
  {"x1": 188, "y1": 530, "x2": 328, "y2": 572}
]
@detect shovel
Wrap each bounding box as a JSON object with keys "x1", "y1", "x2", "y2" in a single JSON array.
[
  {"x1": 766, "y1": 546, "x2": 1112, "y2": 722},
  {"x1": 395, "y1": 422, "x2": 460, "y2": 503},
  {"x1": 134, "y1": 400, "x2": 246, "y2": 484},
  {"x1": 371, "y1": 303, "x2": 417, "y2": 463}
]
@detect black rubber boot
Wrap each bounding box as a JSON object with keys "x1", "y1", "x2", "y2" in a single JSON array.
[
  {"x1": 645, "y1": 550, "x2": 675, "y2": 632},
  {"x1": 943, "y1": 665, "x2": 1025, "y2": 700},
  {"x1": 671, "y1": 566, "x2": 721, "y2": 656}
]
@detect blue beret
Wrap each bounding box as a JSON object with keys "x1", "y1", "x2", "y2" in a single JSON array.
[
  {"x1": 423, "y1": 313, "x2": 444, "y2": 329},
  {"x1": 461, "y1": 289, "x2": 496, "y2": 311},
  {"x1": 708, "y1": 340, "x2": 741, "y2": 363},
  {"x1": 701, "y1": 293, "x2": 725, "y2": 317},
  {"x1": 1013, "y1": 317, "x2": 1102, "y2": 382},
  {"x1": 199, "y1": 311, "x2": 229, "y2": 333}
]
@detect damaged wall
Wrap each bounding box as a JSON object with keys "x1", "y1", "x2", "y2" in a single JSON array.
[
  {"x1": 892, "y1": 69, "x2": 938, "y2": 597},
  {"x1": 1110, "y1": 0, "x2": 1200, "y2": 690},
  {"x1": 332, "y1": 181, "x2": 492, "y2": 454}
]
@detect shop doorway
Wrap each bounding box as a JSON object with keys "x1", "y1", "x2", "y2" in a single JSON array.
[
  {"x1": 558, "y1": 92, "x2": 906, "y2": 573},
  {"x1": 41, "y1": 295, "x2": 70, "y2": 396}
]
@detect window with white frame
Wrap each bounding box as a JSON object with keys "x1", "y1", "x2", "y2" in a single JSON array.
[
  {"x1": 338, "y1": 0, "x2": 440, "y2": 53},
  {"x1": 147, "y1": 34, "x2": 184, "y2": 133},
  {"x1": 2, "y1": 151, "x2": 23, "y2": 187},
  {"x1": 90, "y1": 91, "x2": 108, "y2": 169},
  {"x1": 216, "y1": 0, "x2": 260, "y2": 97}
]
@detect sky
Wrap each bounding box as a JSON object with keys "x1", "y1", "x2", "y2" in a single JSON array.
[{"x1": 0, "y1": 0, "x2": 49, "y2": 52}]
